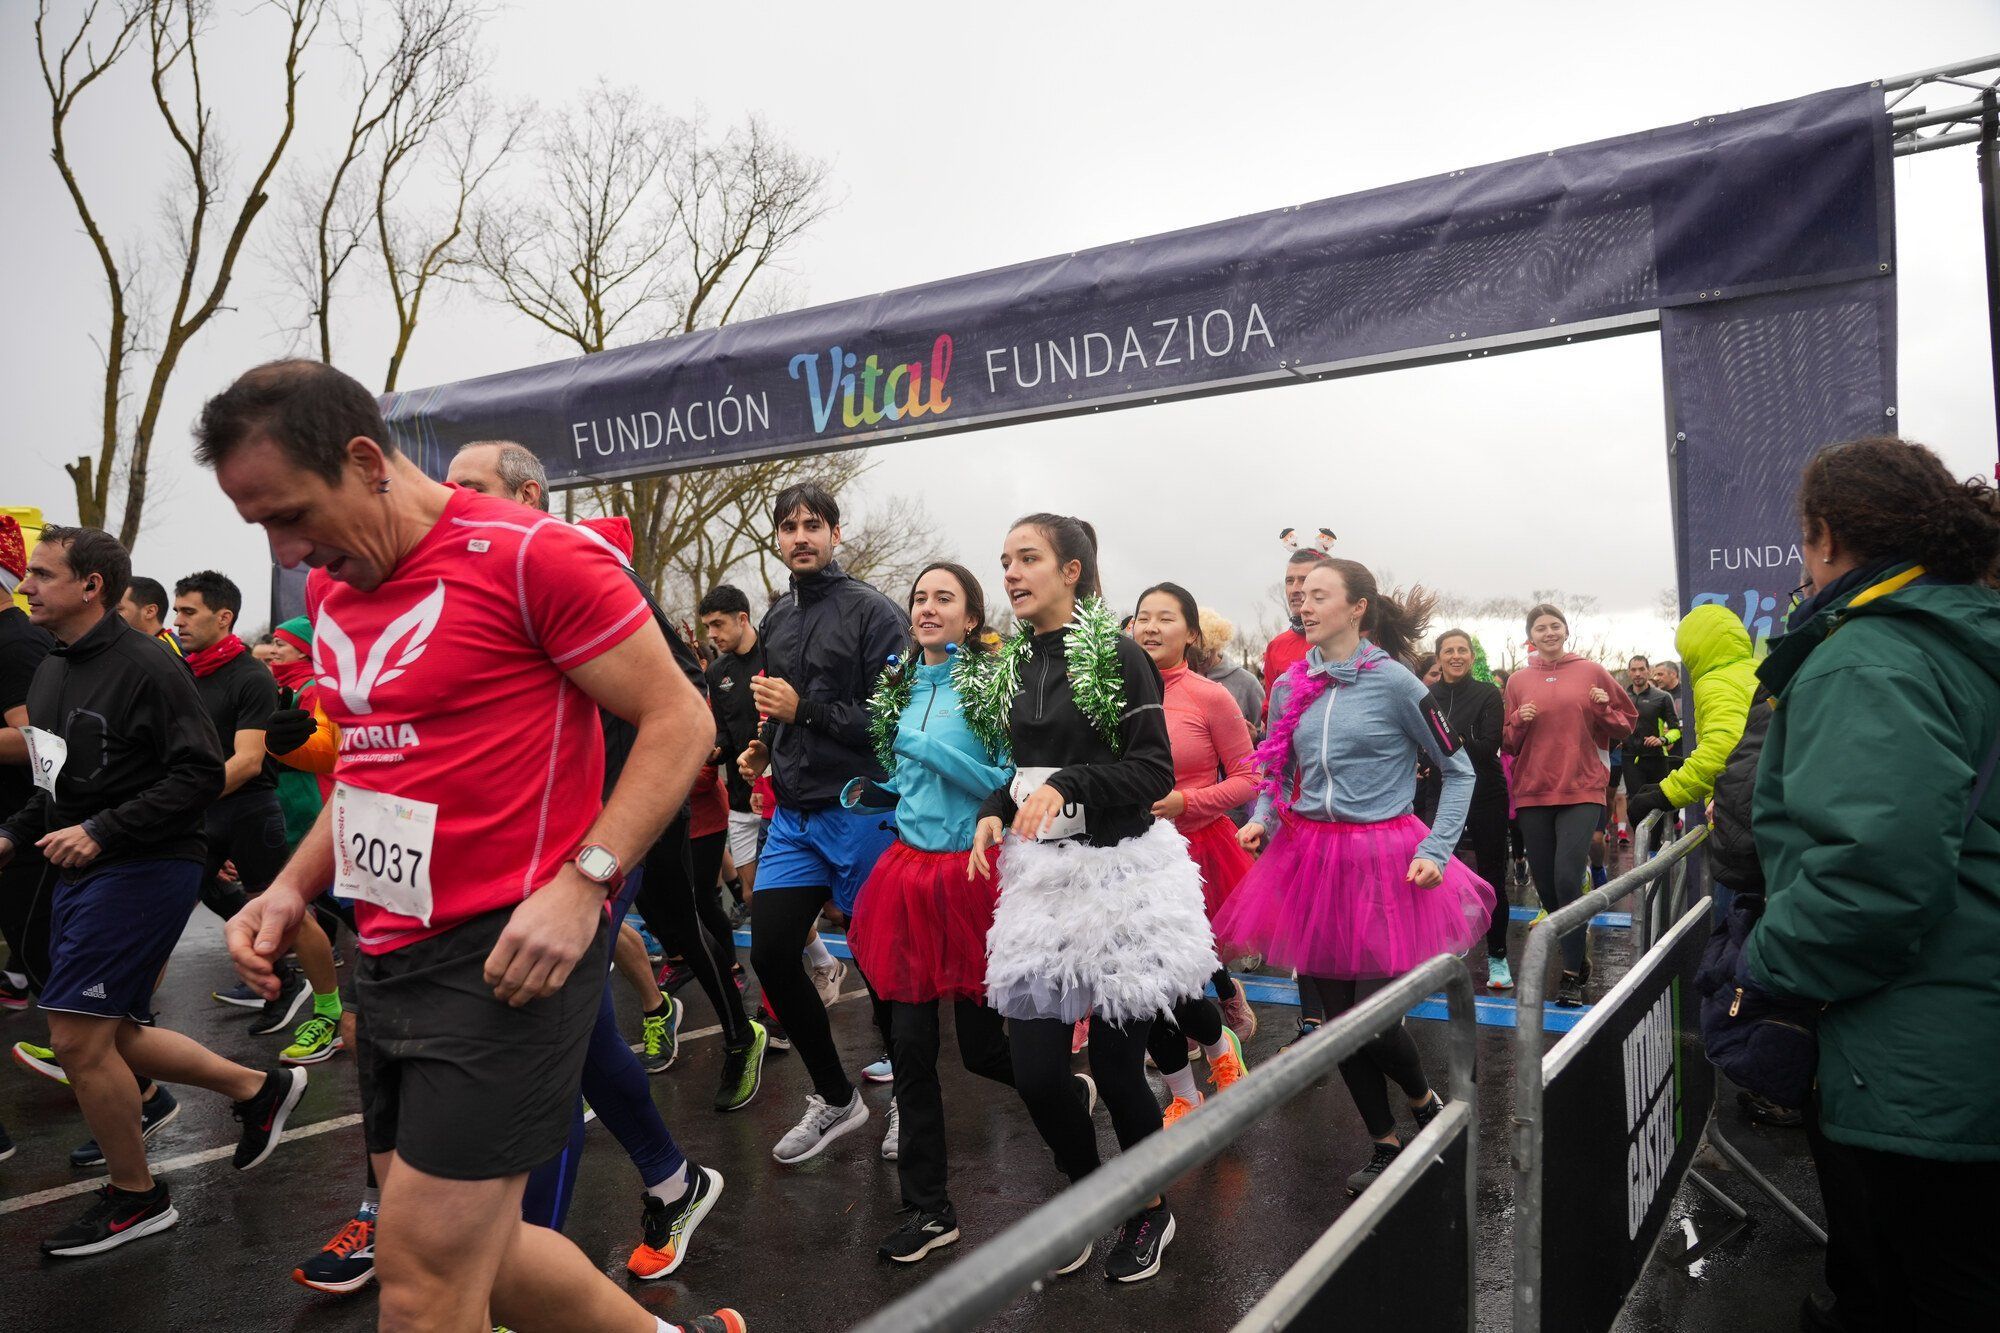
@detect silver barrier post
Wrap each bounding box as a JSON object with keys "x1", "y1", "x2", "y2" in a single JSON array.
[
  {"x1": 1511, "y1": 819, "x2": 1709, "y2": 1333},
  {"x1": 851, "y1": 954, "x2": 1477, "y2": 1333}
]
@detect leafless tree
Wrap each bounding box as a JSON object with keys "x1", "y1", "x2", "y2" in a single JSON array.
[
  {"x1": 38, "y1": 0, "x2": 326, "y2": 548},
  {"x1": 473, "y1": 89, "x2": 860, "y2": 599},
  {"x1": 829, "y1": 491, "x2": 952, "y2": 602}
]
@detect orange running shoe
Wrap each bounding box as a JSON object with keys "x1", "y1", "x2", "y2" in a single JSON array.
[
  {"x1": 1162, "y1": 1093, "x2": 1204, "y2": 1126},
  {"x1": 682, "y1": 1312, "x2": 747, "y2": 1333},
  {"x1": 627, "y1": 1166, "x2": 724, "y2": 1280},
  {"x1": 1208, "y1": 1028, "x2": 1250, "y2": 1092}
]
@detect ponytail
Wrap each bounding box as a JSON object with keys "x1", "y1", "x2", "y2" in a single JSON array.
[
  {"x1": 1013, "y1": 512, "x2": 1102, "y2": 602},
  {"x1": 1322, "y1": 557, "x2": 1434, "y2": 666}
]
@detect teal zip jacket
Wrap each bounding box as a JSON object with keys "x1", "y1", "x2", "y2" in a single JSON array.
[
  {"x1": 847, "y1": 655, "x2": 1011, "y2": 853},
  {"x1": 1746, "y1": 563, "x2": 2000, "y2": 1161}
]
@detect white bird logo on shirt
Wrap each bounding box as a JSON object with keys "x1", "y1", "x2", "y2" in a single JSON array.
[{"x1": 314, "y1": 580, "x2": 448, "y2": 717}]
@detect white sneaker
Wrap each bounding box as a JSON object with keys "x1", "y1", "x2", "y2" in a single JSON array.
[
  {"x1": 811, "y1": 959, "x2": 847, "y2": 1008},
  {"x1": 862, "y1": 1055, "x2": 894, "y2": 1083},
  {"x1": 880, "y1": 1098, "x2": 900, "y2": 1160},
  {"x1": 772, "y1": 1091, "x2": 868, "y2": 1165},
  {"x1": 1075, "y1": 1073, "x2": 1098, "y2": 1117}
]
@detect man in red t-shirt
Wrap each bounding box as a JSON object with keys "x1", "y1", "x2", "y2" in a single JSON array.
[
  {"x1": 199, "y1": 362, "x2": 743, "y2": 1333},
  {"x1": 1261, "y1": 549, "x2": 1324, "y2": 719}
]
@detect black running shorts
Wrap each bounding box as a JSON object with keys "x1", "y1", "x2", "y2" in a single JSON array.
[{"x1": 355, "y1": 903, "x2": 608, "y2": 1180}]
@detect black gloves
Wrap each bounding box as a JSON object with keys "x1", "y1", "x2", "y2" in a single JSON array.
[
  {"x1": 263, "y1": 707, "x2": 317, "y2": 755},
  {"x1": 1626, "y1": 785, "x2": 1674, "y2": 825}
]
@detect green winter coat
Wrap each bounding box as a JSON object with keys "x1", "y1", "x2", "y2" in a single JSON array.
[
  {"x1": 1659, "y1": 604, "x2": 1758, "y2": 809},
  {"x1": 1746, "y1": 563, "x2": 2000, "y2": 1161}
]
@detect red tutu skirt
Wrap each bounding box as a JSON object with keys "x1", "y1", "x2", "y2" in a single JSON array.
[
  {"x1": 1184, "y1": 816, "x2": 1252, "y2": 921},
  {"x1": 848, "y1": 840, "x2": 998, "y2": 1004},
  {"x1": 1213, "y1": 812, "x2": 1494, "y2": 979}
]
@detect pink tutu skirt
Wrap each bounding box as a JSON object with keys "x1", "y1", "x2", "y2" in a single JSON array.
[
  {"x1": 848, "y1": 840, "x2": 998, "y2": 1004},
  {"x1": 1184, "y1": 815, "x2": 1253, "y2": 921},
  {"x1": 1213, "y1": 812, "x2": 1494, "y2": 979}
]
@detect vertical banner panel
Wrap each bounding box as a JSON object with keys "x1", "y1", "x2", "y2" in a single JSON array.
[{"x1": 1664, "y1": 277, "x2": 1899, "y2": 648}]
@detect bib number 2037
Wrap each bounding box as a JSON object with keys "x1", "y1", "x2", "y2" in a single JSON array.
[{"x1": 333, "y1": 781, "x2": 439, "y2": 924}]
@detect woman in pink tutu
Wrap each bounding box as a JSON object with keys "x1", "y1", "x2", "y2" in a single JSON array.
[
  {"x1": 842, "y1": 562, "x2": 1024, "y2": 1265},
  {"x1": 1216, "y1": 557, "x2": 1494, "y2": 1196}
]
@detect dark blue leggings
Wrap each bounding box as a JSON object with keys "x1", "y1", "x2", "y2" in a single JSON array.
[{"x1": 521, "y1": 871, "x2": 687, "y2": 1230}]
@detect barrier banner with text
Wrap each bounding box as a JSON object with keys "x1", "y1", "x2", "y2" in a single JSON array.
[{"x1": 1538, "y1": 904, "x2": 1715, "y2": 1333}]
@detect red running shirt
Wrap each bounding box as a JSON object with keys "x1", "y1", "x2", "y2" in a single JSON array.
[{"x1": 308, "y1": 487, "x2": 649, "y2": 953}]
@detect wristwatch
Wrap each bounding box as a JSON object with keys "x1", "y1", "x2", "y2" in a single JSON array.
[{"x1": 572, "y1": 843, "x2": 625, "y2": 894}]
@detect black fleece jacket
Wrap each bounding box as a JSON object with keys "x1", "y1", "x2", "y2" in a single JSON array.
[
  {"x1": 1, "y1": 610, "x2": 223, "y2": 870},
  {"x1": 977, "y1": 628, "x2": 1175, "y2": 847}
]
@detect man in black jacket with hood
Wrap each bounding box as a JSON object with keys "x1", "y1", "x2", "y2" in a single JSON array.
[
  {"x1": 0, "y1": 526, "x2": 306, "y2": 1258},
  {"x1": 736, "y1": 482, "x2": 906, "y2": 1167}
]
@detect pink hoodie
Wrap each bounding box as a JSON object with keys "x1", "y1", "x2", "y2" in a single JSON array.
[
  {"x1": 1502, "y1": 653, "x2": 1636, "y2": 808},
  {"x1": 1161, "y1": 663, "x2": 1259, "y2": 833}
]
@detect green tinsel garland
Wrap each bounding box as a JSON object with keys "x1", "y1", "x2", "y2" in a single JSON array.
[
  {"x1": 962, "y1": 596, "x2": 1126, "y2": 751},
  {"x1": 1471, "y1": 636, "x2": 1495, "y2": 684},
  {"x1": 866, "y1": 643, "x2": 1011, "y2": 774}
]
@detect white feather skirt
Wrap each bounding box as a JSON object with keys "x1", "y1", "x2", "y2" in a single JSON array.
[{"x1": 984, "y1": 819, "x2": 1221, "y2": 1024}]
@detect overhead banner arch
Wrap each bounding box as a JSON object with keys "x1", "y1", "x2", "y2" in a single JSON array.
[{"x1": 379, "y1": 83, "x2": 1895, "y2": 637}]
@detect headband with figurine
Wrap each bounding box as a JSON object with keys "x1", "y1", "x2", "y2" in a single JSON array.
[{"x1": 1279, "y1": 527, "x2": 1338, "y2": 554}]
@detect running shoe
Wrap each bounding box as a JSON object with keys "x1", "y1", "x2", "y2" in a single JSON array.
[
  {"x1": 714, "y1": 1021, "x2": 768, "y2": 1113},
  {"x1": 1344, "y1": 1142, "x2": 1402, "y2": 1196},
  {"x1": 1737, "y1": 1089, "x2": 1803, "y2": 1128},
  {"x1": 771, "y1": 1091, "x2": 868, "y2": 1166},
  {"x1": 248, "y1": 968, "x2": 311, "y2": 1036},
  {"x1": 232, "y1": 1067, "x2": 307, "y2": 1170},
  {"x1": 861, "y1": 1054, "x2": 894, "y2": 1083},
  {"x1": 627, "y1": 1165, "x2": 724, "y2": 1280},
  {"x1": 1556, "y1": 970, "x2": 1586, "y2": 1008},
  {"x1": 879, "y1": 1203, "x2": 960, "y2": 1264},
  {"x1": 42, "y1": 1183, "x2": 178, "y2": 1257},
  {"x1": 1219, "y1": 990, "x2": 1258, "y2": 1043},
  {"x1": 0, "y1": 1119, "x2": 14, "y2": 1162},
  {"x1": 69, "y1": 1086, "x2": 180, "y2": 1167},
  {"x1": 880, "y1": 1098, "x2": 900, "y2": 1161},
  {"x1": 1488, "y1": 957, "x2": 1514, "y2": 991},
  {"x1": 1161, "y1": 1094, "x2": 1202, "y2": 1127},
  {"x1": 761, "y1": 1004, "x2": 791, "y2": 1052},
  {"x1": 212, "y1": 980, "x2": 263, "y2": 1009},
  {"x1": 656, "y1": 960, "x2": 695, "y2": 994},
  {"x1": 1412, "y1": 1091, "x2": 1446, "y2": 1134},
  {"x1": 1053, "y1": 1239, "x2": 1095, "y2": 1277},
  {"x1": 1280, "y1": 1020, "x2": 1321, "y2": 1055},
  {"x1": 1071, "y1": 1017, "x2": 1090, "y2": 1054},
  {"x1": 810, "y1": 958, "x2": 846, "y2": 1008},
  {"x1": 1208, "y1": 1028, "x2": 1248, "y2": 1093},
  {"x1": 679, "y1": 1314, "x2": 747, "y2": 1333},
  {"x1": 293, "y1": 1213, "x2": 377, "y2": 1294},
  {"x1": 1103, "y1": 1199, "x2": 1175, "y2": 1283},
  {"x1": 1075, "y1": 1072, "x2": 1098, "y2": 1117},
  {"x1": 0, "y1": 974, "x2": 30, "y2": 1011},
  {"x1": 640, "y1": 995, "x2": 681, "y2": 1076},
  {"x1": 281, "y1": 1015, "x2": 344, "y2": 1066},
  {"x1": 13, "y1": 1039, "x2": 66, "y2": 1084}
]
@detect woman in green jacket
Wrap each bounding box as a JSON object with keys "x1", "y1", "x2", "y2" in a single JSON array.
[{"x1": 1744, "y1": 436, "x2": 2000, "y2": 1332}]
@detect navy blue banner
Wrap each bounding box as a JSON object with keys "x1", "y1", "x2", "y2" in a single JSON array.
[{"x1": 381, "y1": 85, "x2": 1893, "y2": 490}]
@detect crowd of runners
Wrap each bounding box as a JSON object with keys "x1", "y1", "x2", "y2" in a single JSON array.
[{"x1": 2, "y1": 358, "x2": 1996, "y2": 1332}]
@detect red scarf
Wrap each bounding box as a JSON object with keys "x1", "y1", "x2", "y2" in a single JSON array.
[
  {"x1": 271, "y1": 656, "x2": 315, "y2": 693},
  {"x1": 186, "y1": 633, "x2": 248, "y2": 679}
]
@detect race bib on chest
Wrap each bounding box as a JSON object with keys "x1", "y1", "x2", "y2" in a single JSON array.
[
  {"x1": 22, "y1": 727, "x2": 67, "y2": 794},
  {"x1": 1011, "y1": 766, "x2": 1086, "y2": 841},
  {"x1": 333, "y1": 781, "x2": 438, "y2": 923}
]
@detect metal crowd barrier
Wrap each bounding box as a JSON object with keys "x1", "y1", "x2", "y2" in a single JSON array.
[
  {"x1": 1511, "y1": 814, "x2": 1712, "y2": 1333},
  {"x1": 850, "y1": 953, "x2": 1480, "y2": 1333}
]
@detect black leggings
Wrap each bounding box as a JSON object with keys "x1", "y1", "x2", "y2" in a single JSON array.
[
  {"x1": 1518, "y1": 803, "x2": 1599, "y2": 973},
  {"x1": 1311, "y1": 975, "x2": 1430, "y2": 1140},
  {"x1": 1145, "y1": 996, "x2": 1225, "y2": 1076},
  {"x1": 638, "y1": 821, "x2": 752, "y2": 1049},
  {"x1": 1011, "y1": 1015, "x2": 1157, "y2": 1184},
  {"x1": 887, "y1": 998, "x2": 1014, "y2": 1211},
  {"x1": 199, "y1": 791, "x2": 289, "y2": 921},
  {"x1": 749, "y1": 884, "x2": 851, "y2": 1105},
  {"x1": 1458, "y1": 804, "x2": 1512, "y2": 960}
]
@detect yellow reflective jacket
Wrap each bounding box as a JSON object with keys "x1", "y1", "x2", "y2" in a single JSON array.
[{"x1": 1660, "y1": 604, "x2": 1758, "y2": 807}]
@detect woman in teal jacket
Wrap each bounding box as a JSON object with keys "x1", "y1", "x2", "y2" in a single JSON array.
[
  {"x1": 844, "y1": 562, "x2": 1022, "y2": 1266},
  {"x1": 1744, "y1": 437, "x2": 2000, "y2": 1331}
]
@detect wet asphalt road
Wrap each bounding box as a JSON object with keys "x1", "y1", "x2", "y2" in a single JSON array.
[{"x1": 0, "y1": 864, "x2": 1827, "y2": 1331}]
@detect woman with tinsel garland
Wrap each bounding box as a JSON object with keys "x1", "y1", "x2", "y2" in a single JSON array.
[
  {"x1": 1215, "y1": 559, "x2": 1494, "y2": 1198},
  {"x1": 843, "y1": 561, "x2": 1070, "y2": 1266},
  {"x1": 1429, "y1": 628, "x2": 1515, "y2": 991},
  {"x1": 1128, "y1": 582, "x2": 1257, "y2": 1121},
  {"x1": 969, "y1": 513, "x2": 1214, "y2": 1285}
]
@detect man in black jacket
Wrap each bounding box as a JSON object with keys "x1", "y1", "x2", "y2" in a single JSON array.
[
  {"x1": 699, "y1": 584, "x2": 766, "y2": 900},
  {"x1": 1619, "y1": 654, "x2": 1681, "y2": 845},
  {"x1": 737, "y1": 482, "x2": 906, "y2": 1167},
  {"x1": 0, "y1": 526, "x2": 306, "y2": 1257}
]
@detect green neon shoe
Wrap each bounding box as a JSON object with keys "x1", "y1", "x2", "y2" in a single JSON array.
[
  {"x1": 714, "y1": 1020, "x2": 768, "y2": 1113},
  {"x1": 13, "y1": 1041, "x2": 67, "y2": 1085},
  {"x1": 640, "y1": 995, "x2": 681, "y2": 1075},
  {"x1": 281, "y1": 1015, "x2": 344, "y2": 1066}
]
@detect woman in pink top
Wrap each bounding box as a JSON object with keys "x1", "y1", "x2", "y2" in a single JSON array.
[
  {"x1": 1131, "y1": 583, "x2": 1255, "y2": 1123},
  {"x1": 1501, "y1": 603, "x2": 1637, "y2": 1006}
]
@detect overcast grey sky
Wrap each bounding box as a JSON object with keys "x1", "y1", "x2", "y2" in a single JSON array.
[{"x1": 5, "y1": 1, "x2": 1997, "y2": 658}]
